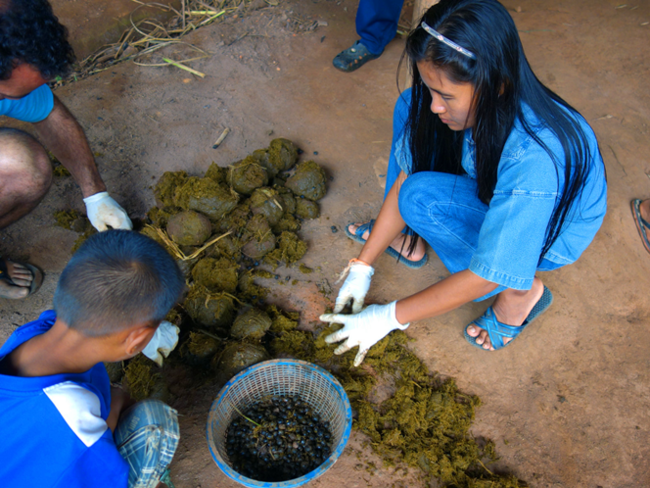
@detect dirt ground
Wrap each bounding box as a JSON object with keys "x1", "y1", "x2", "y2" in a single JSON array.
[{"x1": 1, "y1": 0, "x2": 650, "y2": 487}]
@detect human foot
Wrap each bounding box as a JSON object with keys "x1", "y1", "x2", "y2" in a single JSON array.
[
  {"x1": 347, "y1": 222, "x2": 427, "y2": 263},
  {"x1": 465, "y1": 278, "x2": 546, "y2": 350},
  {"x1": 0, "y1": 258, "x2": 43, "y2": 299}
]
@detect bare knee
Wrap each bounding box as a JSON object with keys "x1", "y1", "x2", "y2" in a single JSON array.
[{"x1": 0, "y1": 128, "x2": 53, "y2": 201}]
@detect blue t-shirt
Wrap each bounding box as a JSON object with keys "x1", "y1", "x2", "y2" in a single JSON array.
[
  {"x1": 0, "y1": 84, "x2": 54, "y2": 122},
  {"x1": 0, "y1": 311, "x2": 129, "y2": 488}
]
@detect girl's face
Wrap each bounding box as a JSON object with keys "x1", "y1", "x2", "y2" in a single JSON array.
[{"x1": 417, "y1": 60, "x2": 476, "y2": 131}]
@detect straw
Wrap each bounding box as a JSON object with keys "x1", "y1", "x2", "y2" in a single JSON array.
[
  {"x1": 146, "y1": 224, "x2": 232, "y2": 261},
  {"x1": 51, "y1": 0, "x2": 257, "y2": 87},
  {"x1": 162, "y1": 57, "x2": 206, "y2": 77}
]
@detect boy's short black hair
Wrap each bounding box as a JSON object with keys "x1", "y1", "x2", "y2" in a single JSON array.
[
  {"x1": 53, "y1": 230, "x2": 185, "y2": 337},
  {"x1": 0, "y1": 0, "x2": 75, "y2": 80}
]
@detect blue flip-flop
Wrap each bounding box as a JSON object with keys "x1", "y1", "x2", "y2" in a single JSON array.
[
  {"x1": 631, "y1": 199, "x2": 650, "y2": 255},
  {"x1": 344, "y1": 220, "x2": 428, "y2": 269},
  {"x1": 464, "y1": 285, "x2": 553, "y2": 350}
]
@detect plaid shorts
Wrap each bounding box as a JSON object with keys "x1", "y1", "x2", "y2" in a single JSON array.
[{"x1": 114, "y1": 399, "x2": 180, "y2": 488}]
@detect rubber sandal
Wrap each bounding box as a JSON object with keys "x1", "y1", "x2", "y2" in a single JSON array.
[
  {"x1": 464, "y1": 285, "x2": 553, "y2": 350},
  {"x1": 344, "y1": 220, "x2": 428, "y2": 269},
  {"x1": 159, "y1": 468, "x2": 175, "y2": 488},
  {"x1": 332, "y1": 41, "x2": 380, "y2": 73},
  {"x1": 0, "y1": 257, "x2": 44, "y2": 299},
  {"x1": 631, "y1": 199, "x2": 650, "y2": 255}
]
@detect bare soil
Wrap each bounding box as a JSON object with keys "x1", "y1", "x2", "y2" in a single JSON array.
[{"x1": 1, "y1": 0, "x2": 650, "y2": 487}]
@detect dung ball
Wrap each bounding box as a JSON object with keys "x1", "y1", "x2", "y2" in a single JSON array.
[
  {"x1": 231, "y1": 308, "x2": 272, "y2": 340},
  {"x1": 167, "y1": 210, "x2": 212, "y2": 246}
]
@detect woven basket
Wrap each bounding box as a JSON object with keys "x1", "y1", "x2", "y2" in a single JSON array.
[{"x1": 206, "y1": 359, "x2": 352, "y2": 487}]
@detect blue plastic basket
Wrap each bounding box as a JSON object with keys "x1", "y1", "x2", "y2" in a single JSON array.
[{"x1": 206, "y1": 359, "x2": 352, "y2": 488}]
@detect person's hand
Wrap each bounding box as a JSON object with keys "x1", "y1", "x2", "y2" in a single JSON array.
[
  {"x1": 83, "y1": 191, "x2": 132, "y2": 231},
  {"x1": 142, "y1": 321, "x2": 180, "y2": 367},
  {"x1": 334, "y1": 261, "x2": 374, "y2": 314},
  {"x1": 320, "y1": 301, "x2": 409, "y2": 367}
]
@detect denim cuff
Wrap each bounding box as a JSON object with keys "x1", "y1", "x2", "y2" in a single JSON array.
[
  {"x1": 469, "y1": 257, "x2": 534, "y2": 291},
  {"x1": 540, "y1": 250, "x2": 574, "y2": 267}
]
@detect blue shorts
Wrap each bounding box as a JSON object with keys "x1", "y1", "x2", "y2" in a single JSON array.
[{"x1": 115, "y1": 400, "x2": 180, "y2": 488}]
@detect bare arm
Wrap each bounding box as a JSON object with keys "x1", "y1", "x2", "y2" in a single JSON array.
[
  {"x1": 357, "y1": 171, "x2": 409, "y2": 265},
  {"x1": 106, "y1": 386, "x2": 134, "y2": 433},
  {"x1": 365, "y1": 170, "x2": 498, "y2": 322},
  {"x1": 395, "y1": 269, "x2": 499, "y2": 324},
  {"x1": 354, "y1": 171, "x2": 499, "y2": 324},
  {"x1": 33, "y1": 94, "x2": 106, "y2": 198}
]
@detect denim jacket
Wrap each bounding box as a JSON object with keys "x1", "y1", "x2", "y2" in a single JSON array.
[{"x1": 392, "y1": 89, "x2": 607, "y2": 290}]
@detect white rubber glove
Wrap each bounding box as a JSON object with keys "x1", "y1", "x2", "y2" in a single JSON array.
[
  {"x1": 142, "y1": 321, "x2": 180, "y2": 367},
  {"x1": 334, "y1": 262, "x2": 374, "y2": 314},
  {"x1": 320, "y1": 301, "x2": 409, "y2": 367},
  {"x1": 83, "y1": 191, "x2": 132, "y2": 231}
]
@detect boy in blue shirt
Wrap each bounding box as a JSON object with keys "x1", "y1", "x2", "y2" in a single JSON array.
[
  {"x1": 0, "y1": 0, "x2": 132, "y2": 300},
  {"x1": 0, "y1": 230, "x2": 186, "y2": 488}
]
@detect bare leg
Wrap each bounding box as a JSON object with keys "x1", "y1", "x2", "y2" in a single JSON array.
[
  {"x1": 465, "y1": 277, "x2": 545, "y2": 350},
  {"x1": 0, "y1": 128, "x2": 52, "y2": 298},
  {"x1": 348, "y1": 222, "x2": 427, "y2": 262},
  {"x1": 0, "y1": 128, "x2": 53, "y2": 229}
]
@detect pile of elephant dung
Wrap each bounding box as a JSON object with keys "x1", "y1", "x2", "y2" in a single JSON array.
[
  {"x1": 115, "y1": 138, "x2": 328, "y2": 398},
  {"x1": 144, "y1": 138, "x2": 324, "y2": 270},
  {"x1": 141, "y1": 137, "x2": 325, "y2": 333}
]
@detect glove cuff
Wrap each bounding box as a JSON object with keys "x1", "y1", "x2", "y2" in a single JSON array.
[
  {"x1": 388, "y1": 301, "x2": 410, "y2": 330},
  {"x1": 83, "y1": 191, "x2": 110, "y2": 204},
  {"x1": 350, "y1": 261, "x2": 374, "y2": 277}
]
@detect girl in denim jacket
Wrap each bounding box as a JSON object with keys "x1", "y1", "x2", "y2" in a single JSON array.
[{"x1": 321, "y1": 0, "x2": 607, "y2": 364}]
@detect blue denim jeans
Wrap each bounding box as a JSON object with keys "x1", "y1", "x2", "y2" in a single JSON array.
[
  {"x1": 384, "y1": 149, "x2": 561, "y2": 301},
  {"x1": 115, "y1": 400, "x2": 179, "y2": 488}
]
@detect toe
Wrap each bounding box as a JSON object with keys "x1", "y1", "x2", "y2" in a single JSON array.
[
  {"x1": 10, "y1": 276, "x2": 32, "y2": 287},
  {"x1": 348, "y1": 222, "x2": 370, "y2": 240},
  {"x1": 467, "y1": 322, "x2": 498, "y2": 351},
  {"x1": 468, "y1": 324, "x2": 490, "y2": 348},
  {"x1": 466, "y1": 324, "x2": 480, "y2": 338},
  {"x1": 479, "y1": 331, "x2": 496, "y2": 350},
  {"x1": 5, "y1": 262, "x2": 33, "y2": 287},
  {"x1": 0, "y1": 280, "x2": 29, "y2": 299}
]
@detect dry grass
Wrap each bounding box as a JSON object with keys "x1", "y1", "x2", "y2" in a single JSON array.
[{"x1": 52, "y1": 0, "x2": 273, "y2": 86}]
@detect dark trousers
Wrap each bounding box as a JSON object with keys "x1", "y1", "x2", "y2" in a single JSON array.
[{"x1": 356, "y1": 0, "x2": 405, "y2": 54}]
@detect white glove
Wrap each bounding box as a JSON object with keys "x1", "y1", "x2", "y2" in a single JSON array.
[
  {"x1": 142, "y1": 321, "x2": 180, "y2": 367},
  {"x1": 320, "y1": 301, "x2": 409, "y2": 367},
  {"x1": 334, "y1": 262, "x2": 374, "y2": 314},
  {"x1": 83, "y1": 191, "x2": 132, "y2": 231}
]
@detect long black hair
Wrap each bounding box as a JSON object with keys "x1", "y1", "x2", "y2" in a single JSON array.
[{"x1": 402, "y1": 0, "x2": 601, "y2": 262}]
